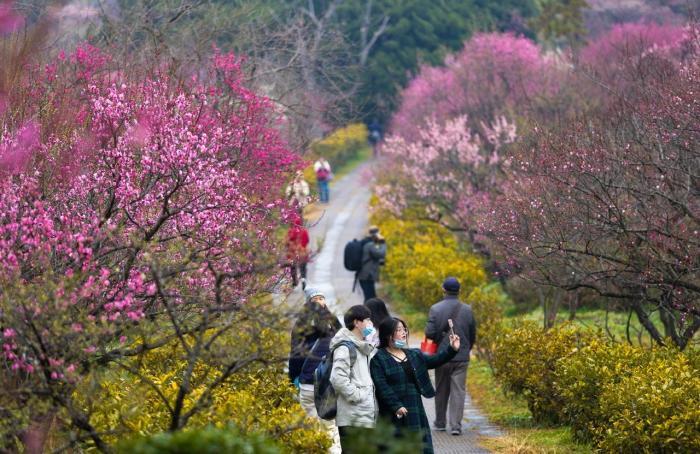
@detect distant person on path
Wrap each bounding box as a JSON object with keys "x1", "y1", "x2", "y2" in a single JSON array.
[
  {"x1": 285, "y1": 171, "x2": 311, "y2": 215},
  {"x1": 358, "y1": 226, "x2": 387, "y2": 301},
  {"x1": 371, "y1": 317, "x2": 460, "y2": 454},
  {"x1": 367, "y1": 119, "x2": 382, "y2": 157},
  {"x1": 424, "y1": 277, "x2": 476, "y2": 436},
  {"x1": 330, "y1": 305, "x2": 377, "y2": 452},
  {"x1": 313, "y1": 156, "x2": 332, "y2": 203},
  {"x1": 288, "y1": 287, "x2": 342, "y2": 453},
  {"x1": 286, "y1": 214, "x2": 309, "y2": 288}
]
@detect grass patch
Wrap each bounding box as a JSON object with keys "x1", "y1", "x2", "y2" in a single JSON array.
[
  {"x1": 508, "y1": 306, "x2": 676, "y2": 348},
  {"x1": 468, "y1": 359, "x2": 592, "y2": 454}
]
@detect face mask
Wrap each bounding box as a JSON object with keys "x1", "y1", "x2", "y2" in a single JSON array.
[
  {"x1": 393, "y1": 339, "x2": 407, "y2": 349},
  {"x1": 361, "y1": 326, "x2": 376, "y2": 339}
]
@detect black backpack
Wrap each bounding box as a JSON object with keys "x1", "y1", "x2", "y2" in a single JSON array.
[
  {"x1": 314, "y1": 341, "x2": 357, "y2": 420},
  {"x1": 344, "y1": 238, "x2": 370, "y2": 272}
]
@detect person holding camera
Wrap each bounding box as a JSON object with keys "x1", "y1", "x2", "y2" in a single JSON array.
[
  {"x1": 357, "y1": 226, "x2": 387, "y2": 301},
  {"x1": 371, "y1": 316, "x2": 460, "y2": 453}
]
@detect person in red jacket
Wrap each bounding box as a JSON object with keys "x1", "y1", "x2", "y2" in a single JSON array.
[{"x1": 287, "y1": 214, "x2": 310, "y2": 288}]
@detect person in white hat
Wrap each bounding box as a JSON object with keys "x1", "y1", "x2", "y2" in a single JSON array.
[{"x1": 288, "y1": 287, "x2": 342, "y2": 453}]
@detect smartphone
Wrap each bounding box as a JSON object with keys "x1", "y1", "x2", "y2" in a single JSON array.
[{"x1": 447, "y1": 319, "x2": 455, "y2": 337}]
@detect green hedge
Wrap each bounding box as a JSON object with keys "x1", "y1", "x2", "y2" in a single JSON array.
[
  {"x1": 492, "y1": 323, "x2": 700, "y2": 452},
  {"x1": 118, "y1": 425, "x2": 281, "y2": 453}
]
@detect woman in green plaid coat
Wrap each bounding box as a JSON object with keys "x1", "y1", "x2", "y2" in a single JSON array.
[{"x1": 370, "y1": 317, "x2": 460, "y2": 454}]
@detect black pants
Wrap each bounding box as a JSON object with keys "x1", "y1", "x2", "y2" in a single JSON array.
[
  {"x1": 358, "y1": 279, "x2": 376, "y2": 301},
  {"x1": 288, "y1": 262, "x2": 307, "y2": 287}
]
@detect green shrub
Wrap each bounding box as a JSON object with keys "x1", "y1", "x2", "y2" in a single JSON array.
[
  {"x1": 493, "y1": 322, "x2": 596, "y2": 424},
  {"x1": 554, "y1": 340, "x2": 654, "y2": 441},
  {"x1": 466, "y1": 283, "x2": 507, "y2": 367},
  {"x1": 118, "y1": 425, "x2": 281, "y2": 453},
  {"x1": 597, "y1": 352, "x2": 700, "y2": 453}
]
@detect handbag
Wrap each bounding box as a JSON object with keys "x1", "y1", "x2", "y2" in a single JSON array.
[{"x1": 420, "y1": 337, "x2": 438, "y2": 355}]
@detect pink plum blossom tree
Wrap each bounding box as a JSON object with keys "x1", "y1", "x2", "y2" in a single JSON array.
[
  {"x1": 379, "y1": 24, "x2": 698, "y2": 348},
  {"x1": 0, "y1": 41, "x2": 299, "y2": 449}
]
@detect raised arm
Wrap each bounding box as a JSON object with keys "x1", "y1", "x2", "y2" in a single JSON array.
[
  {"x1": 369, "y1": 243, "x2": 387, "y2": 261},
  {"x1": 422, "y1": 344, "x2": 457, "y2": 369}
]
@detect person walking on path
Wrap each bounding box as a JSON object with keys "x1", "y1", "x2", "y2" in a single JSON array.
[
  {"x1": 368, "y1": 119, "x2": 382, "y2": 158},
  {"x1": 357, "y1": 226, "x2": 387, "y2": 301},
  {"x1": 424, "y1": 277, "x2": 477, "y2": 436},
  {"x1": 329, "y1": 305, "x2": 377, "y2": 452},
  {"x1": 313, "y1": 156, "x2": 332, "y2": 203},
  {"x1": 286, "y1": 214, "x2": 310, "y2": 288},
  {"x1": 285, "y1": 171, "x2": 311, "y2": 216},
  {"x1": 371, "y1": 317, "x2": 460, "y2": 454},
  {"x1": 288, "y1": 287, "x2": 342, "y2": 453}
]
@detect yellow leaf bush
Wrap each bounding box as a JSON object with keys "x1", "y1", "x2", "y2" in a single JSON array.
[
  {"x1": 554, "y1": 339, "x2": 656, "y2": 441},
  {"x1": 75, "y1": 322, "x2": 331, "y2": 453},
  {"x1": 492, "y1": 322, "x2": 597, "y2": 424},
  {"x1": 598, "y1": 353, "x2": 700, "y2": 453},
  {"x1": 556, "y1": 340, "x2": 700, "y2": 452},
  {"x1": 373, "y1": 215, "x2": 488, "y2": 311},
  {"x1": 466, "y1": 283, "x2": 506, "y2": 366}
]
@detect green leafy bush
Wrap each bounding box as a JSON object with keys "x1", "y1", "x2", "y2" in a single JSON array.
[
  {"x1": 492, "y1": 322, "x2": 596, "y2": 424},
  {"x1": 596, "y1": 352, "x2": 700, "y2": 453},
  {"x1": 555, "y1": 340, "x2": 654, "y2": 441},
  {"x1": 118, "y1": 425, "x2": 281, "y2": 453},
  {"x1": 466, "y1": 283, "x2": 506, "y2": 367}
]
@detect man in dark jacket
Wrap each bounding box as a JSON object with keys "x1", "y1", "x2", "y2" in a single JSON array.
[
  {"x1": 357, "y1": 226, "x2": 387, "y2": 301},
  {"x1": 424, "y1": 277, "x2": 477, "y2": 436},
  {"x1": 288, "y1": 287, "x2": 342, "y2": 453}
]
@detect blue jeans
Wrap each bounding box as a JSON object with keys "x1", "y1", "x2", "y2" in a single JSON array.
[{"x1": 318, "y1": 180, "x2": 329, "y2": 203}]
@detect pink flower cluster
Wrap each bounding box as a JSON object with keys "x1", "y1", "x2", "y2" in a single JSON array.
[{"x1": 0, "y1": 45, "x2": 298, "y2": 376}]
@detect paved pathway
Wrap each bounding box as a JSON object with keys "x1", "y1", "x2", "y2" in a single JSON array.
[{"x1": 302, "y1": 159, "x2": 501, "y2": 453}]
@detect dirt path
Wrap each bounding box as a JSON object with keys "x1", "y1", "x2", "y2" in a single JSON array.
[{"x1": 303, "y1": 159, "x2": 501, "y2": 453}]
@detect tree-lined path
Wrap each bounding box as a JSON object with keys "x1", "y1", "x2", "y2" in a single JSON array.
[{"x1": 303, "y1": 159, "x2": 499, "y2": 453}]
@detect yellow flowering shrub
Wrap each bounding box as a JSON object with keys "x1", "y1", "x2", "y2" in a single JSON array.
[
  {"x1": 76, "y1": 320, "x2": 331, "y2": 453},
  {"x1": 373, "y1": 215, "x2": 488, "y2": 311},
  {"x1": 596, "y1": 353, "x2": 700, "y2": 453},
  {"x1": 556, "y1": 340, "x2": 700, "y2": 451}
]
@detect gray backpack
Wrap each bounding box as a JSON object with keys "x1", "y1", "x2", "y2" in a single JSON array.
[{"x1": 313, "y1": 341, "x2": 357, "y2": 420}]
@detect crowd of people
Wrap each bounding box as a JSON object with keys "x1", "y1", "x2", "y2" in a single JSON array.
[
  {"x1": 284, "y1": 149, "x2": 477, "y2": 453},
  {"x1": 289, "y1": 278, "x2": 477, "y2": 454}
]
